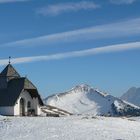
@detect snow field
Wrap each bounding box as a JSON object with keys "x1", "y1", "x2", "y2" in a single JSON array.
[{"x1": 0, "y1": 116, "x2": 140, "y2": 140}]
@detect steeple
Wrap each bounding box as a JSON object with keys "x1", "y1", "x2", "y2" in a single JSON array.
[
  {"x1": 0, "y1": 64, "x2": 20, "y2": 78},
  {"x1": 0, "y1": 64, "x2": 20, "y2": 89}
]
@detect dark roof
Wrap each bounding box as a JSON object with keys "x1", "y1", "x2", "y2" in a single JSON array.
[
  {"x1": 0, "y1": 78, "x2": 24, "y2": 106},
  {"x1": 0, "y1": 77, "x2": 43, "y2": 106},
  {"x1": 0, "y1": 64, "x2": 20, "y2": 78},
  {"x1": 0, "y1": 64, "x2": 43, "y2": 106}
]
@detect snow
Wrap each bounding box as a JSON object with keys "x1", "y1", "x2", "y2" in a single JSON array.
[
  {"x1": 114, "y1": 100, "x2": 124, "y2": 110},
  {"x1": 41, "y1": 105, "x2": 72, "y2": 116},
  {"x1": 45, "y1": 84, "x2": 139, "y2": 116},
  {"x1": 0, "y1": 116, "x2": 140, "y2": 140}
]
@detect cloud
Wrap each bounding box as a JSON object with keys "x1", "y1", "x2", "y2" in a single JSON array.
[
  {"x1": 110, "y1": 0, "x2": 136, "y2": 4},
  {"x1": 37, "y1": 1, "x2": 100, "y2": 16},
  {"x1": 2, "y1": 18, "x2": 140, "y2": 48},
  {"x1": 0, "y1": 41, "x2": 140, "y2": 66},
  {"x1": 0, "y1": 0, "x2": 28, "y2": 3}
]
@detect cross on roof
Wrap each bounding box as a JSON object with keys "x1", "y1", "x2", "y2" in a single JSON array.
[{"x1": 9, "y1": 56, "x2": 11, "y2": 64}]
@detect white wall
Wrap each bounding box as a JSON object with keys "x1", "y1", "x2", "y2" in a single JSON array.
[
  {"x1": 14, "y1": 90, "x2": 41, "y2": 116},
  {"x1": 0, "y1": 106, "x2": 14, "y2": 116},
  {"x1": 14, "y1": 90, "x2": 32, "y2": 115},
  {"x1": 32, "y1": 97, "x2": 42, "y2": 115}
]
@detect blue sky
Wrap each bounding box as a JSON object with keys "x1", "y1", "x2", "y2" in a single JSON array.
[{"x1": 0, "y1": 0, "x2": 140, "y2": 97}]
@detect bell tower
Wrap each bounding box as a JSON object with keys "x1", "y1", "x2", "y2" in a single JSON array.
[{"x1": 0, "y1": 57, "x2": 20, "y2": 89}]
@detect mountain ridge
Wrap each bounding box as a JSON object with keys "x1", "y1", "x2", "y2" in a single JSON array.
[{"x1": 44, "y1": 84, "x2": 140, "y2": 116}]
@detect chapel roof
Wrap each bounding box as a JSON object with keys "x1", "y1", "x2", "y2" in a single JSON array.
[
  {"x1": 0, "y1": 64, "x2": 20, "y2": 78},
  {"x1": 0, "y1": 64, "x2": 43, "y2": 106}
]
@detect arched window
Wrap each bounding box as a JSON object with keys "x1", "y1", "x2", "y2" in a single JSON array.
[{"x1": 27, "y1": 101, "x2": 31, "y2": 108}]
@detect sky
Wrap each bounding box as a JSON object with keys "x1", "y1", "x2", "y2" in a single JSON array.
[{"x1": 0, "y1": 0, "x2": 140, "y2": 98}]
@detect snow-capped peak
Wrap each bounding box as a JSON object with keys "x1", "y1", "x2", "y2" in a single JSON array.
[
  {"x1": 44, "y1": 84, "x2": 140, "y2": 116},
  {"x1": 70, "y1": 84, "x2": 107, "y2": 97},
  {"x1": 71, "y1": 84, "x2": 92, "y2": 93}
]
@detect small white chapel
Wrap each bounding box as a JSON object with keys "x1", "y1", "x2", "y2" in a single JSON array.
[{"x1": 0, "y1": 62, "x2": 43, "y2": 116}]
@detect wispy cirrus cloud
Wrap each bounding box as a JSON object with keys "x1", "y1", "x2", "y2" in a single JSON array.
[
  {"x1": 110, "y1": 0, "x2": 136, "y2": 4},
  {"x1": 2, "y1": 18, "x2": 140, "y2": 48},
  {"x1": 37, "y1": 1, "x2": 100, "y2": 16},
  {"x1": 0, "y1": 0, "x2": 28, "y2": 3},
  {"x1": 0, "y1": 41, "x2": 140, "y2": 66}
]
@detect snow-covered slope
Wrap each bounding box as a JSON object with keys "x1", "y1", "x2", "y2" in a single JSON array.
[
  {"x1": 1, "y1": 116, "x2": 140, "y2": 140},
  {"x1": 44, "y1": 84, "x2": 140, "y2": 116},
  {"x1": 121, "y1": 87, "x2": 140, "y2": 107}
]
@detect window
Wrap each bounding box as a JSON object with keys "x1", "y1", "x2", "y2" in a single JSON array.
[{"x1": 27, "y1": 101, "x2": 31, "y2": 108}]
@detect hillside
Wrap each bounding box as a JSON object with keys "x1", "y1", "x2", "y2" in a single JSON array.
[{"x1": 44, "y1": 84, "x2": 140, "y2": 116}]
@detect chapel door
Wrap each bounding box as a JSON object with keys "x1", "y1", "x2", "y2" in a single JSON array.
[{"x1": 20, "y1": 98, "x2": 25, "y2": 116}]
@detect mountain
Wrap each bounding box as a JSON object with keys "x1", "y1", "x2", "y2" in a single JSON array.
[
  {"x1": 44, "y1": 84, "x2": 140, "y2": 116},
  {"x1": 121, "y1": 87, "x2": 140, "y2": 107}
]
